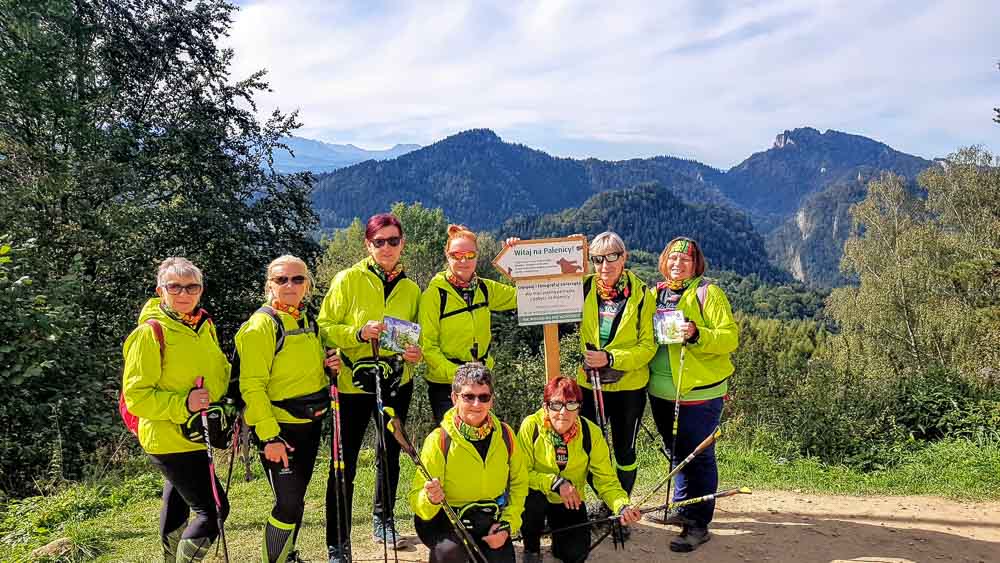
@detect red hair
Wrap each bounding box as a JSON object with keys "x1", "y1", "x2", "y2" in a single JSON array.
[
  {"x1": 365, "y1": 213, "x2": 404, "y2": 241},
  {"x1": 543, "y1": 376, "x2": 584, "y2": 404}
]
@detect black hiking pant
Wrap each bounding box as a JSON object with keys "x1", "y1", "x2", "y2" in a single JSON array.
[
  {"x1": 580, "y1": 387, "x2": 646, "y2": 494},
  {"x1": 414, "y1": 510, "x2": 515, "y2": 563},
  {"x1": 260, "y1": 419, "x2": 323, "y2": 539},
  {"x1": 521, "y1": 490, "x2": 590, "y2": 562},
  {"x1": 149, "y1": 450, "x2": 230, "y2": 542}
]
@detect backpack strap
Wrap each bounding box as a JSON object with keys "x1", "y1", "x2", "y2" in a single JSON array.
[
  {"x1": 581, "y1": 419, "x2": 591, "y2": 458},
  {"x1": 439, "y1": 285, "x2": 491, "y2": 320},
  {"x1": 144, "y1": 319, "x2": 166, "y2": 363},
  {"x1": 583, "y1": 276, "x2": 593, "y2": 297},
  {"x1": 256, "y1": 306, "x2": 315, "y2": 341},
  {"x1": 440, "y1": 422, "x2": 514, "y2": 460},
  {"x1": 695, "y1": 278, "x2": 711, "y2": 318}
]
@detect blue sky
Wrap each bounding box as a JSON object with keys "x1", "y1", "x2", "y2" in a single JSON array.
[{"x1": 227, "y1": 0, "x2": 1000, "y2": 168}]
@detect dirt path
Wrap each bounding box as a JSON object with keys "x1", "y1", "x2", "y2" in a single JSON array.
[{"x1": 355, "y1": 491, "x2": 1000, "y2": 563}]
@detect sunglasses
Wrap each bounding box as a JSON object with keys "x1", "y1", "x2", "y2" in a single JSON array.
[
  {"x1": 546, "y1": 400, "x2": 581, "y2": 412},
  {"x1": 590, "y1": 252, "x2": 622, "y2": 265},
  {"x1": 448, "y1": 250, "x2": 478, "y2": 262},
  {"x1": 459, "y1": 392, "x2": 493, "y2": 404},
  {"x1": 370, "y1": 236, "x2": 402, "y2": 248},
  {"x1": 163, "y1": 283, "x2": 203, "y2": 295},
  {"x1": 270, "y1": 275, "x2": 307, "y2": 286}
]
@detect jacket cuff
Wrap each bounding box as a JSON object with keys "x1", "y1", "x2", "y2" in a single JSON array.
[{"x1": 254, "y1": 419, "x2": 281, "y2": 442}]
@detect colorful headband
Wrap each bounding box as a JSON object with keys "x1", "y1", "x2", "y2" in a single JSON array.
[{"x1": 669, "y1": 239, "x2": 695, "y2": 256}]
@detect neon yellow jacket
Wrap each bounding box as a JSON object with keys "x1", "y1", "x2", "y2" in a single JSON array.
[
  {"x1": 408, "y1": 408, "x2": 529, "y2": 535},
  {"x1": 419, "y1": 272, "x2": 517, "y2": 384},
  {"x1": 517, "y1": 409, "x2": 630, "y2": 514},
  {"x1": 121, "y1": 299, "x2": 231, "y2": 455},
  {"x1": 317, "y1": 258, "x2": 421, "y2": 394},
  {"x1": 577, "y1": 270, "x2": 657, "y2": 392},
  {"x1": 235, "y1": 307, "x2": 329, "y2": 441},
  {"x1": 648, "y1": 277, "x2": 739, "y2": 400}
]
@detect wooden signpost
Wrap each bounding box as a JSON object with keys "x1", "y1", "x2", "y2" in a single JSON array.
[{"x1": 493, "y1": 235, "x2": 589, "y2": 380}]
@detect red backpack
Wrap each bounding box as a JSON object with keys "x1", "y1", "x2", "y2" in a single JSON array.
[{"x1": 118, "y1": 319, "x2": 166, "y2": 435}]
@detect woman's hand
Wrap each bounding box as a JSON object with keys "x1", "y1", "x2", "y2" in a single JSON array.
[
  {"x1": 619, "y1": 505, "x2": 642, "y2": 525},
  {"x1": 324, "y1": 350, "x2": 341, "y2": 372},
  {"x1": 583, "y1": 350, "x2": 609, "y2": 369},
  {"x1": 682, "y1": 321, "x2": 698, "y2": 341},
  {"x1": 424, "y1": 478, "x2": 445, "y2": 505},
  {"x1": 558, "y1": 481, "x2": 583, "y2": 510},
  {"x1": 503, "y1": 237, "x2": 521, "y2": 247},
  {"x1": 264, "y1": 439, "x2": 294, "y2": 469},
  {"x1": 402, "y1": 344, "x2": 422, "y2": 364},
  {"x1": 482, "y1": 523, "x2": 510, "y2": 549},
  {"x1": 360, "y1": 320, "x2": 385, "y2": 342},
  {"x1": 186, "y1": 387, "x2": 211, "y2": 412}
]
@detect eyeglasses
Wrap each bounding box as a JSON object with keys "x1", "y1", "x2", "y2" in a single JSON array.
[
  {"x1": 270, "y1": 275, "x2": 307, "y2": 286},
  {"x1": 459, "y1": 392, "x2": 493, "y2": 404},
  {"x1": 370, "y1": 236, "x2": 402, "y2": 248},
  {"x1": 546, "y1": 400, "x2": 581, "y2": 412},
  {"x1": 590, "y1": 252, "x2": 622, "y2": 265},
  {"x1": 163, "y1": 283, "x2": 203, "y2": 295},
  {"x1": 448, "y1": 251, "x2": 478, "y2": 262}
]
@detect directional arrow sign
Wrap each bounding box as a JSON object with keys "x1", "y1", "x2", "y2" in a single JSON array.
[{"x1": 492, "y1": 235, "x2": 589, "y2": 282}]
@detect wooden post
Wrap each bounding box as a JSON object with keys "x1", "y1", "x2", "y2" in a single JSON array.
[{"x1": 543, "y1": 323, "x2": 560, "y2": 380}]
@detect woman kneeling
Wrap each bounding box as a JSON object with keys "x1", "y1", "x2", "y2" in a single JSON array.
[
  {"x1": 409, "y1": 363, "x2": 528, "y2": 562},
  {"x1": 518, "y1": 376, "x2": 641, "y2": 563}
]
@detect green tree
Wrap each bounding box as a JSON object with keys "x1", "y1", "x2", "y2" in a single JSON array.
[
  {"x1": 0, "y1": 0, "x2": 318, "y2": 494},
  {"x1": 827, "y1": 148, "x2": 1000, "y2": 387}
]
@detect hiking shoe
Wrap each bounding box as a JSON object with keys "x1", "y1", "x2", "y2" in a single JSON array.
[
  {"x1": 327, "y1": 543, "x2": 351, "y2": 563},
  {"x1": 653, "y1": 508, "x2": 696, "y2": 528},
  {"x1": 670, "y1": 526, "x2": 711, "y2": 552},
  {"x1": 372, "y1": 515, "x2": 408, "y2": 549},
  {"x1": 522, "y1": 549, "x2": 543, "y2": 563},
  {"x1": 287, "y1": 550, "x2": 311, "y2": 563}
]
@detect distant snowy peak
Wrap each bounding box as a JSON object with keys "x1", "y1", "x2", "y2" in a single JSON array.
[{"x1": 272, "y1": 136, "x2": 420, "y2": 173}]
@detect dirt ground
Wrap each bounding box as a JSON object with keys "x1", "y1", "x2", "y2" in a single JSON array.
[{"x1": 358, "y1": 490, "x2": 1000, "y2": 563}]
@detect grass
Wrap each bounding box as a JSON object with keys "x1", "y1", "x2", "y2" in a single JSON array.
[{"x1": 3, "y1": 435, "x2": 1000, "y2": 562}]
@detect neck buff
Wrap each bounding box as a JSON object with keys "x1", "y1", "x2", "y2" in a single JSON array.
[
  {"x1": 665, "y1": 239, "x2": 696, "y2": 290},
  {"x1": 596, "y1": 274, "x2": 629, "y2": 301},
  {"x1": 454, "y1": 413, "x2": 494, "y2": 442},
  {"x1": 161, "y1": 303, "x2": 203, "y2": 329},
  {"x1": 446, "y1": 271, "x2": 479, "y2": 305},
  {"x1": 543, "y1": 417, "x2": 580, "y2": 469},
  {"x1": 367, "y1": 256, "x2": 404, "y2": 284},
  {"x1": 270, "y1": 299, "x2": 302, "y2": 320}
]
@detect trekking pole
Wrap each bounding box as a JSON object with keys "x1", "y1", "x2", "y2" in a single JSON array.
[
  {"x1": 223, "y1": 408, "x2": 242, "y2": 493},
  {"x1": 370, "y1": 338, "x2": 395, "y2": 563},
  {"x1": 194, "y1": 377, "x2": 229, "y2": 563},
  {"x1": 584, "y1": 344, "x2": 612, "y2": 448},
  {"x1": 383, "y1": 407, "x2": 488, "y2": 563},
  {"x1": 668, "y1": 487, "x2": 752, "y2": 509},
  {"x1": 633, "y1": 426, "x2": 720, "y2": 509},
  {"x1": 327, "y1": 349, "x2": 351, "y2": 562},
  {"x1": 666, "y1": 340, "x2": 687, "y2": 508}
]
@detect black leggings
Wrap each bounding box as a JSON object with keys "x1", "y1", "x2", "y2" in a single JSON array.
[
  {"x1": 428, "y1": 381, "x2": 454, "y2": 425},
  {"x1": 521, "y1": 490, "x2": 589, "y2": 562},
  {"x1": 580, "y1": 387, "x2": 646, "y2": 494},
  {"x1": 326, "y1": 381, "x2": 413, "y2": 546},
  {"x1": 149, "y1": 450, "x2": 230, "y2": 542},
  {"x1": 260, "y1": 420, "x2": 323, "y2": 535},
  {"x1": 414, "y1": 510, "x2": 515, "y2": 563}
]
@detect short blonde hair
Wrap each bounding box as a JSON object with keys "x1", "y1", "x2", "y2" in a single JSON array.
[
  {"x1": 445, "y1": 224, "x2": 478, "y2": 254},
  {"x1": 157, "y1": 257, "x2": 203, "y2": 287},
  {"x1": 590, "y1": 231, "x2": 627, "y2": 257},
  {"x1": 264, "y1": 255, "x2": 313, "y2": 300}
]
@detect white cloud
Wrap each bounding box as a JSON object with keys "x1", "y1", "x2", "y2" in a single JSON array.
[{"x1": 227, "y1": 0, "x2": 1000, "y2": 167}]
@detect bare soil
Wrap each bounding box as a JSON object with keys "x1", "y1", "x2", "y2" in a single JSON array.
[{"x1": 357, "y1": 490, "x2": 1000, "y2": 563}]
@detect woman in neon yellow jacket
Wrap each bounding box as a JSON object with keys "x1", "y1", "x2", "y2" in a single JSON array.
[
  {"x1": 420, "y1": 224, "x2": 517, "y2": 424},
  {"x1": 576, "y1": 231, "x2": 656, "y2": 496},
  {"x1": 236, "y1": 255, "x2": 340, "y2": 563},
  {"x1": 410, "y1": 363, "x2": 528, "y2": 563},
  {"x1": 647, "y1": 237, "x2": 738, "y2": 553},
  {"x1": 317, "y1": 213, "x2": 423, "y2": 559},
  {"x1": 121, "y1": 257, "x2": 230, "y2": 563},
  {"x1": 518, "y1": 376, "x2": 641, "y2": 563}
]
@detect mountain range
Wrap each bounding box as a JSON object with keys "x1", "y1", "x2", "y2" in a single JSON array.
[
  {"x1": 272, "y1": 136, "x2": 420, "y2": 173},
  {"x1": 307, "y1": 127, "x2": 935, "y2": 287}
]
